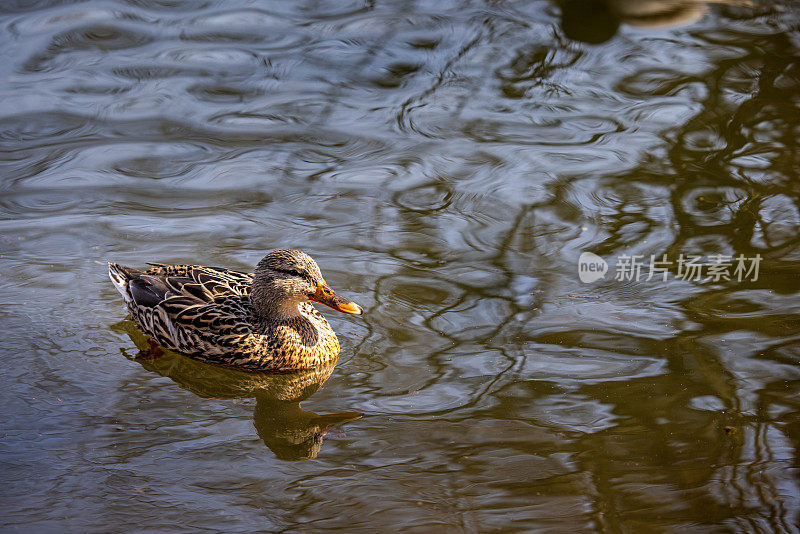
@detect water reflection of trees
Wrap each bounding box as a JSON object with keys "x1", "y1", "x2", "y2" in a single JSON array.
[
  {"x1": 549, "y1": 14, "x2": 795, "y2": 530},
  {"x1": 362, "y1": 5, "x2": 799, "y2": 529}
]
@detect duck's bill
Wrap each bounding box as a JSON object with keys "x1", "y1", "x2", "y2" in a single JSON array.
[{"x1": 311, "y1": 282, "x2": 363, "y2": 315}]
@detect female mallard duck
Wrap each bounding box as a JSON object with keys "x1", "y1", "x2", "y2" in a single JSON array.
[{"x1": 108, "y1": 250, "x2": 362, "y2": 371}]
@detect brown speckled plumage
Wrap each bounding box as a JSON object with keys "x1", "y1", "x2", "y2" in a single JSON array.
[{"x1": 109, "y1": 250, "x2": 362, "y2": 371}]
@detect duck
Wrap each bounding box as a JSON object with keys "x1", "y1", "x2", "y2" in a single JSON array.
[{"x1": 108, "y1": 249, "x2": 363, "y2": 372}]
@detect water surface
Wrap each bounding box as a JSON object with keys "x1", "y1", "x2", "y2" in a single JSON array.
[{"x1": 1, "y1": 0, "x2": 799, "y2": 531}]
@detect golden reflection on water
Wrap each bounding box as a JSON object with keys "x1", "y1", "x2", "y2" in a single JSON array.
[{"x1": 113, "y1": 321, "x2": 362, "y2": 461}]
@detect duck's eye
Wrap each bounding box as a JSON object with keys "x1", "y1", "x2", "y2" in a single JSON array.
[
  {"x1": 288, "y1": 269, "x2": 314, "y2": 283},
  {"x1": 275, "y1": 267, "x2": 314, "y2": 283}
]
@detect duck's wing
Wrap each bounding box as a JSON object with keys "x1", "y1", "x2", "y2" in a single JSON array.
[
  {"x1": 154, "y1": 294, "x2": 256, "y2": 357},
  {"x1": 109, "y1": 263, "x2": 252, "y2": 305},
  {"x1": 109, "y1": 262, "x2": 257, "y2": 358},
  {"x1": 143, "y1": 263, "x2": 253, "y2": 297}
]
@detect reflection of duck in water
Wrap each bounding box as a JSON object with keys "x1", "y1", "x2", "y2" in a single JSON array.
[
  {"x1": 108, "y1": 250, "x2": 363, "y2": 372},
  {"x1": 113, "y1": 321, "x2": 362, "y2": 461},
  {"x1": 557, "y1": 0, "x2": 754, "y2": 43}
]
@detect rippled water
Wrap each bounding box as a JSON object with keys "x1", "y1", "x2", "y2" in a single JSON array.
[{"x1": 2, "y1": 0, "x2": 799, "y2": 531}]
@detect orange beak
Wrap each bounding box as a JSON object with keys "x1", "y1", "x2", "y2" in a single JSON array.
[{"x1": 310, "y1": 282, "x2": 363, "y2": 315}]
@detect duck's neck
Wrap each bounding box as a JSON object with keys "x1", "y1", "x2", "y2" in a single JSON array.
[
  {"x1": 251, "y1": 279, "x2": 305, "y2": 322},
  {"x1": 255, "y1": 299, "x2": 306, "y2": 324}
]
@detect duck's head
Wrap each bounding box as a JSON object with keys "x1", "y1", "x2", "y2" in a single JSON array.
[{"x1": 251, "y1": 249, "x2": 362, "y2": 320}]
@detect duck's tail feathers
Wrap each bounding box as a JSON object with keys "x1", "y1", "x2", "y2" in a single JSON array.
[{"x1": 108, "y1": 262, "x2": 140, "y2": 303}]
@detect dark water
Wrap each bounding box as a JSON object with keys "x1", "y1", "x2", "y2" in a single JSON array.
[{"x1": 2, "y1": 0, "x2": 799, "y2": 531}]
